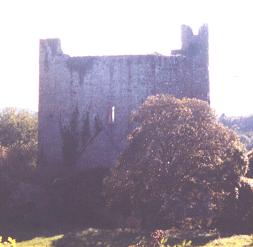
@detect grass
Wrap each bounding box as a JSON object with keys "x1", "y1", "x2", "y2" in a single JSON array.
[
  {"x1": 14, "y1": 228, "x2": 253, "y2": 247},
  {"x1": 202, "y1": 235, "x2": 253, "y2": 247},
  {"x1": 15, "y1": 228, "x2": 145, "y2": 247},
  {"x1": 16, "y1": 235, "x2": 63, "y2": 247}
]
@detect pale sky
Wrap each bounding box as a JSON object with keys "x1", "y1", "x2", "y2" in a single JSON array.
[{"x1": 0, "y1": 0, "x2": 252, "y2": 116}]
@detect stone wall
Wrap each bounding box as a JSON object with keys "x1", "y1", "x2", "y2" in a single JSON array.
[{"x1": 38, "y1": 25, "x2": 209, "y2": 167}]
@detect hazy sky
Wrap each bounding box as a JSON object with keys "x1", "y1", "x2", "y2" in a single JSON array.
[{"x1": 0, "y1": 0, "x2": 252, "y2": 116}]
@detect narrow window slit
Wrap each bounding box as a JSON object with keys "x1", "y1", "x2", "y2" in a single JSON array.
[{"x1": 112, "y1": 106, "x2": 115, "y2": 123}]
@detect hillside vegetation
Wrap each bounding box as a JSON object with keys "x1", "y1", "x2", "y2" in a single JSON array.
[
  {"x1": 14, "y1": 229, "x2": 253, "y2": 247},
  {"x1": 219, "y1": 114, "x2": 253, "y2": 150},
  {"x1": 0, "y1": 98, "x2": 253, "y2": 246}
]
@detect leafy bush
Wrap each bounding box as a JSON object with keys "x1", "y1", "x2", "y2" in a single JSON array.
[
  {"x1": 0, "y1": 166, "x2": 112, "y2": 230},
  {"x1": 219, "y1": 114, "x2": 253, "y2": 150},
  {"x1": 219, "y1": 114, "x2": 253, "y2": 133},
  {"x1": 0, "y1": 108, "x2": 37, "y2": 147},
  {"x1": 219, "y1": 177, "x2": 253, "y2": 232},
  {"x1": 0, "y1": 108, "x2": 38, "y2": 227},
  {"x1": 0, "y1": 108, "x2": 112, "y2": 230},
  {"x1": 45, "y1": 167, "x2": 111, "y2": 226},
  {"x1": 247, "y1": 150, "x2": 253, "y2": 178},
  {"x1": 0, "y1": 108, "x2": 37, "y2": 169},
  {"x1": 236, "y1": 178, "x2": 253, "y2": 231},
  {"x1": 151, "y1": 230, "x2": 192, "y2": 247},
  {"x1": 104, "y1": 95, "x2": 248, "y2": 229}
]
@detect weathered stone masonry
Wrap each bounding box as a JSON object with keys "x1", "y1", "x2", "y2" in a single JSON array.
[{"x1": 39, "y1": 25, "x2": 209, "y2": 167}]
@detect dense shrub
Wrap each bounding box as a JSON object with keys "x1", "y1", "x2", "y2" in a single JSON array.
[
  {"x1": 0, "y1": 166, "x2": 112, "y2": 229},
  {"x1": 0, "y1": 108, "x2": 37, "y2": 170},
  {"x1": 246, "y1": 150, "x2": 253, "y2": 178},
  {"x1": 0, "y1": 108, "x2": 112, "y2": 230},
  {"x1": 0, "y1": 108, "x2": 37, "y2": 147},
  {"x1": 237, "y1": 179, "x2": 253, "y2": 231},
  {"x1": 104, "y1": 95, "x2": 248, "y2": 229},
  {"x1": 238, "y1": 133, "x2": 253, "y2": 150},
  {"x1": 219, "y1": 177, "x2": 253, "y2": 232},
  {"x1": 219, "y1": 114, "x2": 253, "y2": 150},
  {"x1": 44, "y1": 167, "x2": 111, "y2": 227},
  {"x1": 0, "y1": 108, "x2": 38, "y2": 228},
  {"x1": 219, "y1": 114, "x2": 253, "y2": 133}
]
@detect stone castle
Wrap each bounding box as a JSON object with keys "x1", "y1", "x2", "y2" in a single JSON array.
[{"x1": 39, "y1": 24, "x2": 209, "y2": 167}]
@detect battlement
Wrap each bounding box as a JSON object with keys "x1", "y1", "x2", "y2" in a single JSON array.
[
  {"x1": 40, "y1": 25, "x2": 208, "y2": 61},
  {"x1": 40, "y1": 39, "x2": 62, "y2": 55}
]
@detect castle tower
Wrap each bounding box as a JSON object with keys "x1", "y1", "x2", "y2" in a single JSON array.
[{"x1": 38, "y1": 25, "x2": 209, "y2": 167}]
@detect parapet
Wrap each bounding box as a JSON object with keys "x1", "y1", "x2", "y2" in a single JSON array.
[
  {"x1": 40, "y1": 38, "x2": 63, "y2": 57},
  {"x1": 181, "y1": 24, "x2": 208, "y2": 50},
  {"x1": 172, "y1": 24, "x2": 208, "y2": 59}
]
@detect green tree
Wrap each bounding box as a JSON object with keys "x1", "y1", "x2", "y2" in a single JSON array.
[
  {"x1": 0, "y1": 108, "x2": 38, "y2": 213},
  {"x1": 104, "y1": 95, "x2": 248, "y2": 229},
  {"x1": 0, "y1": 108, "x2": 38, "y2": 168},
  {"x1": 247, "y1": 150, "x2": 253, "y2": 177}
]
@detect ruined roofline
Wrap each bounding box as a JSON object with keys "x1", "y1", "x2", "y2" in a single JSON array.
[
  {"x1": 39, "y1": 39, "x2": 183, "y2": 59},
  {"x1": 65, "y1": 54, "x2": 184, "y2": 60},
  {"x1": 40, "y1": 24, "x2": 208, "y2": 59}
]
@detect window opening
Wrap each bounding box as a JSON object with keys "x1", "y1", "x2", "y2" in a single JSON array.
[{"x1": 111, "y1": 106, "x2": 115, "y2": 123}]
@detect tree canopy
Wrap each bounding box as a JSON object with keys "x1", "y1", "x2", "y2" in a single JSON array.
[
  {"x1": 0, "y1": 108, "x2": 37, "y2": 148},
  {"x1": 104, "y1": 95, "x2": 248, "y2": 228},
  {"x1": 0, "y1": 108, "x2": 38, "y2": 168}
]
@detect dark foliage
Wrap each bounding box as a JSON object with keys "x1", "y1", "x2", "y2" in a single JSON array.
[
  {"x1": 46, "y1": 167, "x2": 110, "y2": 227},
  {"x1": 104, "y1": 95, "x2": 248, "y2": 229},
  {"x1": 0, "y1": 166, "x2": 112, "y2": 230},
  {"x1": 219, "y1": 114, "x2": 253, "y2": 150},
  {"x1": 219, "y1": 114, "x2": 253, "y2": 132},
  {"x1": 247, "y1": 150, "x2": 253, "y2": 178},
  {"x1": 0, "y1": 108, "x2": 37, "y2": 168},
  {"x1": 218, "y1": 177, "x2": 253, "y2": 233}
]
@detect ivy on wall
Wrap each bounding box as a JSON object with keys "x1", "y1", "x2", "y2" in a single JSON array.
[{"x1": 59, "y1": 107, "x2": 103, "y2": 166}]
